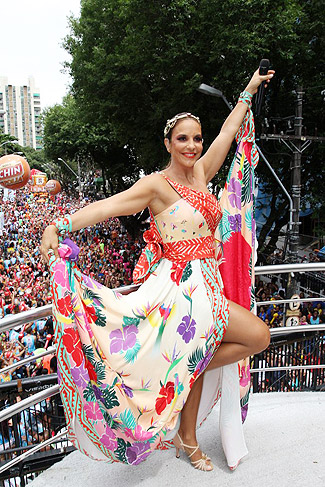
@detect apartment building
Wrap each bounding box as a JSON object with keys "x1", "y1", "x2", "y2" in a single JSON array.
[{"x1": 0, "y1": 76, "x2": 42, "y2": 150}]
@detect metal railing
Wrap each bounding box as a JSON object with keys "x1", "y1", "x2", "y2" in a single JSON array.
[
  {"x1": 255, "y1": 262, "x2": 325, "y2": 275},
  {"x1": 0, "y1": 283, "x2": 138, "y2": 333},
  {"x1": 0, "y1": 347, "x2": 56, "y2": 376},
  {"x1": 0, "y1": 262, "x2": 324, "y2": 334},
  {"x1": 0, "y1": 282, "x2": 142, "y2": 484},
  {"x1": 0, "y1": 428, "x2": 68, "y2": 475},
  {"x1": 257, "y1": 297, "x2": 325, "y2": 306}
]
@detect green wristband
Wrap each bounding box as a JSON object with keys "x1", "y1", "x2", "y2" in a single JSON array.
[
  {"x1": 238, "y1": 90, "x2": 253, "y2": 108},
  {"x1": 50, "y1": 215, "x2": 72, "y2": 241}
]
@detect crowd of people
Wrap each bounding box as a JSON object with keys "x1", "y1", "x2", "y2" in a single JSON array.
[
  {"x1": 0, "y1": 187, "x2": 143, "y2": 382},
  {"x1": 0, "y1": 183, "x2": 324, "y2": 466},
  {"x1": 254, "y1": 278, "x2": 325, "y2": 393},
  {"x1": 0, "y1": 187, "x2": 324, "y2": 382},
  {"x1": 255, "y1": 277, "x2": 325, "y2": 328}
]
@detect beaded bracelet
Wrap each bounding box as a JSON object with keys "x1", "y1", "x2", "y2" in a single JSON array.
[
  {"x1": 50, "y1": 215, "x2": 72, "y2": 241},
  {"x1": 238, "y1": 90, "x2": 253, "y2": 108}
]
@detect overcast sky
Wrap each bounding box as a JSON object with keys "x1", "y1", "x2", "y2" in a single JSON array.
[{"x1": 1, "y1": 0, "x2": 81, "y2": 109}]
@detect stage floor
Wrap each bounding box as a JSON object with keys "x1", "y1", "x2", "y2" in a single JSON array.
[{"x1": 29, "y1": 392, "x2": 324, "y2": 487}]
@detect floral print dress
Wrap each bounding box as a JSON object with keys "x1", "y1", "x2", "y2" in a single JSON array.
[
  {"x1": 50, "y1": 106, "x2": 258, "y2": 469},
  {"x1": 49, "y1": 176, "x2": 234, "y2": 466}
]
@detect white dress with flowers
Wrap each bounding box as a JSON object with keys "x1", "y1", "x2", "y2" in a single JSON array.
[{"x1": 49, "y1": 174, "x2": 248, "y2": 467}]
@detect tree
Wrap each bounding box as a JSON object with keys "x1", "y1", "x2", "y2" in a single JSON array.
[
  {"x1": 0, "y1": 132, "x2": 21, "y2": 156},
  {"x1": 58, "y1": 0, "x2": 323, "y2": 246},
  {"x1": 43, "y1": 95, "x2": 140, "y2": 195},
  {"x1": 64, "y1": 0, "x2": 306, "y2": 170}
]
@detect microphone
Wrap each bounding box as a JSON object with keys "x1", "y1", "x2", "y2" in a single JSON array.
[{"x1": 255, "y1": 59, "x2": 270, "y2": 116}]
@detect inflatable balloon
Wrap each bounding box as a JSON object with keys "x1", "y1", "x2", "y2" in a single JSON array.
[
  {"x1": 0, "y1": 154, "x2": 30, "y2": 190},
  {"x1": 45, "y1": 179, "x2": 61, "y2": 195},
  {"x1": 31, "y1": 172, "x2": 47, "y2": 191},
  {"x1": 29, "y1": 168, "x2": 42, "y2": 178}
]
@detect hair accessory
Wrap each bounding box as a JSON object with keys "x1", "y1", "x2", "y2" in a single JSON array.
[
  {"x1": 238, "y1": 90, "x2": 253, "y2": 108},
  {"x1": 50, "y1": 216, "x2": 72, "y2": 242},
  {"x1": 164, "y1": 113, "x2": 201, "y2": 137}
]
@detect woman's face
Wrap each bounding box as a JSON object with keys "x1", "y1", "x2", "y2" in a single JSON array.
[{"x1": 164, "y1": 119, "x2": 203, "y2": 168}]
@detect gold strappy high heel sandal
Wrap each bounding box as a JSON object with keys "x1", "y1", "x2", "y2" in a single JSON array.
[{"x1": 173, "y1": 432, "x2": 213, "y2": 471}]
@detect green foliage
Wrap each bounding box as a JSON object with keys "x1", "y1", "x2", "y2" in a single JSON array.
[
  {"x1": 84, "y1": 288, "x2": 104, "y2": 308},
  {"x1": 0, "y1": 132, "x2": 55, "y2": 173},
  {"x1": 99, "y1": 407, "x2": 120, "y2": 429},
  {"x1": 114, "y1": 438, "x2": 130, "y2": 463},
  {"x1": 148, "y1": 432, "x2": 160, "y2": 444},
  {"x1": 241, "y1": 159, "x2": 251, "y2": 205},
  {"x1": 83, "y1": 382, "x2": 96, "y2": 402},
  {"x1": 40, "y1": 0, "x2": 324, "y2": 243},
  {"x1": 63, "y1": 0, "x2": 315, "y2": 171},
  {"x1": 82, "y1": 344, "x2": 96, "y2": 365},
  {"x1": 124, "y1": 340, "x2": 141, "y2": 364},
  {"x1": 42, "y1": 95, "x2": 140, "y2": 193},
  {"x1": 220, "y1": 209, "x2": 232, "y2": 243},
  {"x1": 0, "y1": 132, "x2": 18, "y2": 153},
  {"x1": 94, "y1": 361, "x2": 107, "y2": 383},
  {"x1": 244, "y1": 208, "x2": 252, "y2": 232},
  {"x1": 181, "y1": 261, "x2": 192, "y2": 282},
  {"x1": 120, "y1": 408, "x2": 137, "y2": 429},
  {"x1": 123, "y1": 316, "x2": 140, "y2": 328},
  {"x1": 187, "y1": 346, "x2": 204, "y2": 375},
  {"x1": 92, "y1": 306, "x2": 107, "y2": 327},
  {"x1": 102, "y1": 385, "x2": 120, "y2": 409}
]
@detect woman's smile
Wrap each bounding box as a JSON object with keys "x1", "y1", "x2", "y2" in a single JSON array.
[{"x1": 164, "y1": 118, "x2": 203, "y2": 167}]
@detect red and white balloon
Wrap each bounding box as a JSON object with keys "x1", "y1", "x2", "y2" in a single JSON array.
[
  {"x1": 45, "y1": 179, "x2": 61, "y2": 195},
  {"x1": 0, "y1": 154, "x2": 30, "y2": 190}
]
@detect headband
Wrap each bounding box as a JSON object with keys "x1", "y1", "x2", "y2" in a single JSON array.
[{"x1": 164, "y1": 113, "x2": 201, "y2": 137}]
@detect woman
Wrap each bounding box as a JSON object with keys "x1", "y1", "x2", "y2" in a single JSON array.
[{"x1": 41, "y1": 67, "x2": 274, "y2": 471}]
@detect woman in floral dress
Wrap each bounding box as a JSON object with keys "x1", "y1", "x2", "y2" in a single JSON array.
[{"x1": 41, "y1": 67, "x2": 274, "y2": 471}]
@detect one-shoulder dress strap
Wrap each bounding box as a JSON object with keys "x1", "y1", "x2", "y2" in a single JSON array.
[
  {"x1": 159, "y1": 173, "x2": 219, "y2": 234},
  {"x1": 159, "y1": 172, "x2": 187, "y2": 199}
]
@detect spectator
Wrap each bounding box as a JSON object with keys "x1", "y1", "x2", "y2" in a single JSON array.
[{"x1": 310, "y1": 310, "x2": 320, "y2": 325}]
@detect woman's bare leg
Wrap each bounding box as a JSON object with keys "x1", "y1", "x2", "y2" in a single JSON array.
[
  {"x1": 177, "y1": 300, "x2": 270, "y2": 465},
  {"x1": 176, "y1": 373, "x2": 210, "y2": 466},
  {"x1": 206, "y1": 300, "x2": 270, "y2": 370}
]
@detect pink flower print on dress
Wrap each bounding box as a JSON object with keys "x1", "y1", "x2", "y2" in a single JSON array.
[
  {"x1": 239, "y1": 364, "x2": 251, "y2": 388},
  {"x1": 83, "y1": 400, "x2": 101, "y2": 421},
  {"x1": 51, "y1": 260, "x2": 69, "y2": 288},
  {"x1": 100, "y1": 426, "x2": 117, "y2": 450},
  {"x1": 125, "y1": 425, "x2": 152, "y2": 442}
]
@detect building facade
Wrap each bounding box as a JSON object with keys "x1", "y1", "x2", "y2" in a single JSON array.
[{"x1": 0, "y1": 76, "x2": 42, "y2": 150}]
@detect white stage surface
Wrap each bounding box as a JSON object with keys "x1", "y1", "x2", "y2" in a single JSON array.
[{"x1": 29, "y1": 392, "x2": 324, "y2": 487}]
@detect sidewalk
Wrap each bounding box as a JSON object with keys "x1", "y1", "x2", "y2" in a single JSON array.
[{"x1": 29, "y1": 392, "x2": 324, "y2": 487}]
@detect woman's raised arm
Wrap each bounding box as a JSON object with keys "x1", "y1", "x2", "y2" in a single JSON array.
[
  {"x1": 40, "y1": 174, "x2": 159, "y2": 262},
  {"x1": 198, "y1": 68, "x2": 274, "y2": 183}
]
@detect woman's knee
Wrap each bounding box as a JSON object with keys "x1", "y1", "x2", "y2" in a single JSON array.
[
  {"x1": 227, "y1": 300, "x2": 270, "y2": 350},
  {"x1": 253, "y1": 318, "x2": 271, "y2": 353}
]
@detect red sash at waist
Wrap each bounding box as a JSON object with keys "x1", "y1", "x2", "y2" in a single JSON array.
[
  {"x1": 133, "y1": 229, "x2": 215, "y2": 284},
  {"x1": 163, "y1": 235, "x2": 215, "y2": 262}
]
